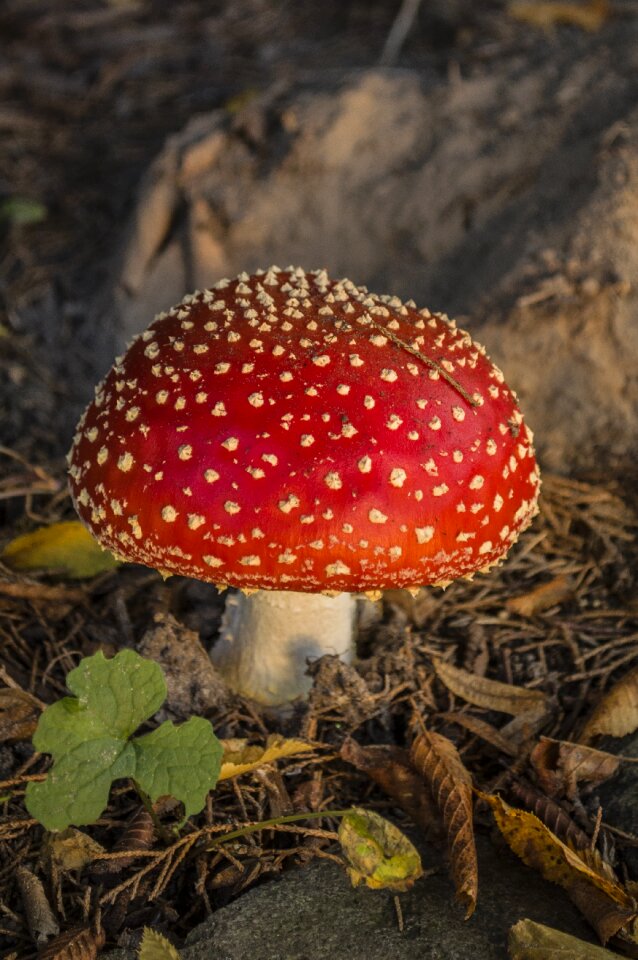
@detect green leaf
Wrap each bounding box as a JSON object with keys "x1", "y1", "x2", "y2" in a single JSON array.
[
  {"x1": 338, "y1": 807, "x2": 423, "y2": 892},
  {"x1": 25, "y1": 650, "x2": 221, "y2": 831},
  {"x1": 0, "y1": 196, "x2": 48, "y2": 226},
  {"x1": 1, "y1": 521, "x2": 119, "y2": 579},
  {"x1": 134, "y1": 717, "x2": 223, "y2": 819}
]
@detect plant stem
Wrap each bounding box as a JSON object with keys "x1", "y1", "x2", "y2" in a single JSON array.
[
  {"x1": 131, "y1": 780, "x2": 174, "y2": 844},
  {"x1": 205, "y1": 807, "x2": 356, "y2": 850}
]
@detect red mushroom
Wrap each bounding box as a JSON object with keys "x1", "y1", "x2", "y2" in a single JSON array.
[{"x1": 68, "y1": 267, "x2": 540, "y2": 705}]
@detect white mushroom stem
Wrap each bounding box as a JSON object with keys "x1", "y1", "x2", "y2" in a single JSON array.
[{"x1": 211, "y1": 590, "x2": 356, "y2": 706}]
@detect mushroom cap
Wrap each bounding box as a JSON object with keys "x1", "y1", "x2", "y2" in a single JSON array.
[{"x1": 68, "y1": 267, "x2": 540, "y2": 594}]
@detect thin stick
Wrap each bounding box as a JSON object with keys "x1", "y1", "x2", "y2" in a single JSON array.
[{"x1": 380, "y1": 0, "x2": 424, "y2": 66}]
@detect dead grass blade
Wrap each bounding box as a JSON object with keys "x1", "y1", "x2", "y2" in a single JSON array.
[
  {"x1": 580, "y1": 665, "x2": 638, "y2": 743},
  {"x1": 482, "y1": 793, "x2": 636, "y2": 943},
  {"x1": 411, "y1": 729, "x2": 477, "y2": 918},
  {"x1": 434, "y1": 658, "x2": 549, "y2": 718}
]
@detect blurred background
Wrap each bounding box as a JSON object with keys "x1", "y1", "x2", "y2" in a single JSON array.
[{"x1": 1, "y1": 0, "x2": 637, "y2": 501}]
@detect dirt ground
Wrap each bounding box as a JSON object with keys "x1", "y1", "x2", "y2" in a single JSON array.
[{"x1": 2, "y1": 2, "x2": 638, "y2": 957}]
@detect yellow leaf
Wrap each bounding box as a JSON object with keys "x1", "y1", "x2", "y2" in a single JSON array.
[
  {"x1": 508, "y1": 0, "x2": 609, "y2": 32},
  {"x1": 482, "y1": 793, "x2": 636, "y2": 943},
  {"x1": 509, "y1": 918, "x2": 621, "y2": 958},
  {"x1": 218, "y1": 734, "x2": 314, "y2": 781},
  {"x1": 1, "y1": 521, "x2": 119, "y2": 579},
  {"x1": 338, "y1": 807, "x2": 423, "y2": 892},
  {"x1": 138, "y1": 929, "x2": 182, "y2": 960}
]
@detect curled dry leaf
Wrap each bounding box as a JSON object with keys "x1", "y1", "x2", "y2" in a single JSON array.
[
  {"x1": 0, "y1": 687, "x2": 41, "y2": 742},
  {"x1": 45, "y1": 828, "x2": 107, "y2": 873},
  {"x1": 338, "y1": 807, "x2": 423, "y2": 893},
  {"x1": 531, "y1": 737, "x2": 621, "y2": 800},
  {"x1": 434, "y1": 658, "x2": 549, "y2": 719},
  {"x1": 138, "y1": 928, "x2": 182, "y2": 960},
  {"x1": 509, "y1": 918, "x2": 620, "y2": 959},
  {"x1": 506, "y1": 574, "x2": 574, "y2": 617},
  {"x1": 218, "y1": 734, "x2": 314, "y2": 781},
  {"x1": 15, "y1": 865, "x2": 59, "y2": 944},
  {"x1": 580, "y1": 665, "x2": 638, "y2": 743},
  {"x1": 340, "y1": 739, "x2": 442, "y2": 839},
  {"x1": 411, "y1": 729, "x2": 478, "y2": 918},
  {"x1": 482, "y1": 793, "x2": 636, "y2": 943},
  {"x1": 37, "y1": 925, "x2": 105, "y2": 960},
  {"x1": 90, "y1": 805, "x2": 155, "y2": 881}
]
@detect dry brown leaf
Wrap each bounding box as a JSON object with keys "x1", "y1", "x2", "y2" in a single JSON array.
[
  {"x1": 218, "y1": 734, "x2": 313, "y2": 781},
  {"x1": 508, "y1": 0, "x2": 610, "y2": 32},
  {"x1": 506, "y1": 575, "x2": 574, "y2": 617},
  {"x1": 37, "y1": 925, "x2": 105, "y2": 960},
  {"x1": 434, "y1": 658, "x2": 549, "y2": 718},
  {"x1": 0, "y1": 687, "x2": 41, "y2": 741},
  {"x1": 411, "y1": 729, "x2": 477, "y2": 918},
  {"x1": 45, "y1": 828, "x2": 106, "y2": 873},
  {"x1": 580, "y1": 666, "x2": 638, "y2": 743},
  {"x1": 340, "y1": 739, "x2": 442, "y2": 839},
  {"x1": 531, "y1": 737, "x2": 621, "y2": 799},
  {"x1": 509, "y1": 918, "x2": 620, "y2": 958},
  {"x1": 482, "y1": 793, "x2": 636, "y2": 943},
  {"x1": 440, "y1": 711, "x2": 520, "y2": 757},
  {"x1": 15, "y1": 865, "x2": 59, "y2": 944}
]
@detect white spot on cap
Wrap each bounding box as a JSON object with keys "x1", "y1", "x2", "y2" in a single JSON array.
[
  {"x1": 452, "y1": 406, "x2": 466, "y2": 422},
  {"x1": 469, "y1": 475, "x2": 485, "y2": 490},
  {"x1": 301, "y1": 434, "x2": 315, "y2": 447},
  {"x1": 433, "y1": 484, "x2": 449, "y2": 497},
  {"x1": 415, "y1": 526, "x2": 434, "y2": 544},
  {"x1": 97, "y1": 446, "x2": 108, "y2": 465},
  {"x1": 479, "y1": 541, "x2": 493, "y2": 555},
  {"x1": 204, "y1": 469, "x2": 219, "y2": 483},
  {"x1": 240, "y1": 555, "x2": 261, "y2": 566},
  {"x1": 369, "y1": 508, "x2": 388, "y2": 524},
  {"x1": 215, "y1": 362, "x2": 231, "y2": 375},
  {"x1": 422, "y1": 459, "x2": 438, "y2": 476},
  {"x1": 386, "y1": 414, "x2": 403, "y2": 430},
  {"x1": 313, "y1": 355, "x2": 330, "y2": 367},
  {"x1": 117, "y1": 452, "x2": 134, "y2": 472},
  {"x1": 324, "y1": 471, "x2": 342, "y2": 490},
  {"x1": 222, "y1": 437, "x2": 239, "y2": 451},
  {"x1": 188, "y1": 514, "x2": 205, "y2": 530},
  {"x1": 381, "y1": 369, "x2": 398, "y2": 382},
  {"x1": 178, "y1": 445, "x2": 193, "y2": 461},
  {"x1": 162, "y1": 505, "x2": 178, "y2": 522},
  {"x1": 248, "y1": 392, "x2": 264, "y2": 407},
  {"x1": 363, "y1": 395, "x2": 375, "y2": 409},
  {"x1": 224, "y1": 501, "x2": 240, "y2": 515},
  {"x1": 212, "y1": 402, "x2": 227, "y2": 417},
  {"x1": 428, "y1": 417, "x2": 442, "y2": 431},
  {"x1": 349, "y1": 354, "x2": 364, "y2": 367},
  {"x1": 278, "y1": 551, "x2": 297, "y2": 564},
  {"x1": 203, "y1": 555, "x2": 224, "y2": 567},
  {"x1": 262, "y1": 453, "x2": 278, "y2": 466},
  {"x1": 452, "y1": 450, "x2": 463, "y2": 463},
  {"x1": 279, "y1": 493, "x2": 300, "y2": 513},
  {"x1": 389, "y1": 468, "x2": 407, "y2": 487},
  {"x1": 156, "y1": 390, "x2": 169, "y2": 404},
  {"x1": 326, "y1": 560, "x2": 351, "y2": 576},
  {"x1": 337, "y1": 384, "x2": 350, "y2": 395},
  {"x1": 247, "y1": 466, "x2": 265, "y2": 479},
  {"x1": 493, "y1": 493, "x2": 504, "y2": 512},
  {"x1": 358, "y1": 455, "x2": 372, "y2": 473}
]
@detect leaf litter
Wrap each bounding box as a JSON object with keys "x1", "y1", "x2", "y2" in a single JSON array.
[{"x1": 1, "y1": 466, "x2": 638, "y2": 954}]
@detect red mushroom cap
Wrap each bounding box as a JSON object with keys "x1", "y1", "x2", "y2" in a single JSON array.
[{"x1": 68, "y1": 267, "x2": 540, "y2": 594}]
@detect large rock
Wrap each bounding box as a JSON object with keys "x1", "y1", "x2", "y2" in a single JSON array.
[
  {"x1": 98, "y1": 19, "x2": 638, "y2": 474},
  {"x1": 109, "y1": 837, "x2": 594, "y2": 960}
]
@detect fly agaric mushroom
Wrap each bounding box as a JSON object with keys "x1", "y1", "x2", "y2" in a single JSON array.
[{"x1": 68, "y1": 267, "x2": 540, "y2": 705}]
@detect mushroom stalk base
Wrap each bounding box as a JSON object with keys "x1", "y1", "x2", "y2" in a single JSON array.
[{"x1": 211, "y1": 590, "x2": 356, "y2": 706}]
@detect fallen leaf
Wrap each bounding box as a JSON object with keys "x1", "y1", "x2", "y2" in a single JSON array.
[
  {"x1": 138, "y1": 928, "x2": 182, "y2": 960},
  {"x1": 0, "y1": 687, "x2": 41, "y2": 741},
  {"x1": 338, "y1": 807, "x2": 423, "y2": 892},
  {"x1": 37, "y1": 925, "x2": 105, "y2": 960},
  {"x1": 580, "y1": 666, "x2": 638, "y2": 743},
  {"x1": 16, "y1": 865, "x2": 59, "y2": 943},
  {"x1": 340, "y1": 739, "x2": 442, "y2": 839},
  {"x1": 440, "y1": 711, "x2": 519, "y2": 757},
  {"x1": 0, "y1": 196, "x2": 48, "y2": 226},
  {"x1": 434, "y1": 658, "x2": 549, "y2": 718},
  {"x1": 411, "y1": 729, "x2": 477, "y2": 918},
  {"x1": 508, "y1": 0, "x2": 609, "y2": 32},
  {"x1": 45, "y1": 829, "x2": 106, "y2": 872},
  {"x1": 506, "y1": 575, "x2": 574, "y2": 617},
  {"x1": 1, "y1": 521, "x2": 118, "y2": 579},
  {"x1": 531, "y1": 737, "x2": 621, "y2": 799},
  {"x1": 509, "y1": 918, "x2": 620, "y2": 958},
  {"x1": 218, "y1": 734, "x2": 313, "y2": 781},
  {"x1": 482, "y1": 793, "x2": 636, "y2": 943}
]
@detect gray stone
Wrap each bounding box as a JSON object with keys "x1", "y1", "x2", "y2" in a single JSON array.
[
  {"x1": 109, "y1": 837, "x2": 594, "y2": 960},
  {"x1": 597, "y1": 733, "x2": 638, "y2": 879}
]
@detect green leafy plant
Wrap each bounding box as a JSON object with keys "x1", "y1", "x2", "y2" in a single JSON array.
[{"x1": 25, "y1": 650, "x2": 222, "y2": 832}]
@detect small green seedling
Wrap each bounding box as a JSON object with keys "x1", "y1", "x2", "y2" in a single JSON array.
[{"x1": 26, "y1": 650, "x2": 222, "y2": 832}]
